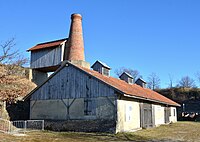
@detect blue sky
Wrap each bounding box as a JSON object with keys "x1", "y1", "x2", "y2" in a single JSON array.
[{"x1": 0, "y1": 0, "x2": 200, "y2": 88}]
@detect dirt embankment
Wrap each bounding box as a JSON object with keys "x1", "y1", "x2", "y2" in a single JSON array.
[{"x1": 0, "y1": 64, "x2": 36, "y2": 102}]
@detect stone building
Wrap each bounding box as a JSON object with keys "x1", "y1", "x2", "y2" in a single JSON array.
[{"x1": 24, "y1": 13, "x2": 180, "y2": 133}]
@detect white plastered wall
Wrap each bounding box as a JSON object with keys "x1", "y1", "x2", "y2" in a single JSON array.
[
  {"x1": 153, "y1": 104, "x2": 165, "y2": 126},
  {"x1": 116, "y1": 99, "x2": 140, "y2": 132},
  {"x1": 169, "y1": 107, "x2": 177, "y2": 122}
]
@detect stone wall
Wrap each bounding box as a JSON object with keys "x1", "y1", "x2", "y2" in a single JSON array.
[{"x1": 44, "y1": 119, "x2": 116, "y2": 133}]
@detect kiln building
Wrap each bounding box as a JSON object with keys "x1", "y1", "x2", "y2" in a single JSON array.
[{"x1": 25, "y1": 13, "x2": 180, "y2": 133}]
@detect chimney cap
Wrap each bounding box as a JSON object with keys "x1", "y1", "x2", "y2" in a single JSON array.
[{"x1": 71, "y1": 13, "x2": 82, "y2": 20}]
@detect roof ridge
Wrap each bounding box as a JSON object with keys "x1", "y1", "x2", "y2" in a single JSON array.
[
  {"x1": 36, "y1": 38, "x2": 67, "y2": 46},
  {"x1": 27, "y1": 38, "x2": 68, "y2": 51}
]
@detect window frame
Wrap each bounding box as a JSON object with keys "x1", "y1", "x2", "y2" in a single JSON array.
[{"x1": 102, "y1": 67, "x2": 109, "y2": 76}]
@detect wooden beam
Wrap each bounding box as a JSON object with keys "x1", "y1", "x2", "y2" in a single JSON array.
[
  {"x1": 61, "y1": 98, "x2": 76, "y2": 120},
  {"x1": 30, "y1": 100, "x2": 37, "y2": 110}
]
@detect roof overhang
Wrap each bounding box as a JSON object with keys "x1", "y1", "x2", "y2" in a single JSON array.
[{"x1": 123, "y1": 94, "x2": 180, "y2": 107}]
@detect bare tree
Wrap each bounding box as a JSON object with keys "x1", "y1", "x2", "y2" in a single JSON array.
[
  {"x1": 147, "y1": 72, "x2": 160, "y2": 90},
  {"x1": 168, "y1": 74, "x2": 174, "y2": 88},
  {"x1": 0, "y1": 38, "x2": 28, "y2": 76},
  {"x1": 0, "y1": 38, "x2": 17, "y2": 64},
  {"x1": 178, "y1": 76, "x2": 196, "y2": 88},
  {"x1": 115, "y1": 67, "x2": 140, "y2": 82}
]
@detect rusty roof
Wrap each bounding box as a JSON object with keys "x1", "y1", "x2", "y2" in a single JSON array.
[
  {"x1": 79, "y1": 66, "x2": 179, "y2": 106},
  {"x1": 28, "y1": 38, "x2": 67, "y2": 51}
]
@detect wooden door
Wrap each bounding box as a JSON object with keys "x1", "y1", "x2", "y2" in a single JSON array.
[
  {"x1": 164, "y1": 107, "x2": 170, "y2": 123},
  {"x1": 140, "y1": 103, "x2": 155, "y2": 128}
]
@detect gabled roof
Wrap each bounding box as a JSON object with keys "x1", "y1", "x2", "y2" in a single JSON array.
[
  {"x1": 91, "y1": 60, "x2": 111, "y2": 69},
  {"x1": 119, "y1": 72, "x2": 133, "y2": 79},
  {"x1": 27, "y1": 38, "x2": 67, "y2": 51},
  {"x1": 135, "y1": 78, "x2": 147, "y2": 83},
  {"x1": 24, "y1": 61, "x2": 180, "y2": 107}
]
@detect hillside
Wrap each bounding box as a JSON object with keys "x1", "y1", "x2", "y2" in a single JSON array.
[
  {"x1": 0, "y1": 64, "x2": 36, "y2": 103},
  {"x1": 156, "y1": 88, "x2": 200, "y2": 104}
]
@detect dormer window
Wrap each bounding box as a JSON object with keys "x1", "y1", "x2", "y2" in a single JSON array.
[
  {"x1": 128, "y1": 77, "x2": 133, "y2": 84},
  {"x1": 91, "y1": 60, "x2": 111, "y2": 76},
  {"x1": 119, "y1": 72, "x2": 134, "y2": 84},
  {"x1": 135, "y1": 78, "x2": 147, "y2": 88},
  {"x1": 102, "y1": 68, "x2": 109, "y2": 76}
]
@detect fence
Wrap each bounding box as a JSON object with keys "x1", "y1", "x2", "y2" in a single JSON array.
[{"x1": 0, "y1": 119, "x2": 44, "y2": 133}]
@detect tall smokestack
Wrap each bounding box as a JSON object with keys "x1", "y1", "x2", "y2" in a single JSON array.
[{"x1": 67, "y1": 13, "x2": 85, "y2": 61}]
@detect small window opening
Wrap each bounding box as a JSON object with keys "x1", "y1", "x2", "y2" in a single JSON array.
[{"x1": 102, "y1": 68, "x2": 109, "y2": 76}]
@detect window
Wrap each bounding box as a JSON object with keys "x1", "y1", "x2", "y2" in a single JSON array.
[
  {"x1": 102, "y1": 68, "x2": 109, "y2": 76},
  {"x1": 125, "y1": 104, "x2": 132, "y2": 122},
  {"x1": 84, "y1": 98, "x2": 96, "y2": 116},
  {"x1": 168, "y1": 107, "x2": 172, "y2": 116},
  {"x1": 128, "y1": 78, "x2": 133, "y2": 84},
  {"x1": 173, "y1": 109, "x2": 176, "y2": 116}
]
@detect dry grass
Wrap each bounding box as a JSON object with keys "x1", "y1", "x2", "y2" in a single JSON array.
[
  {"x1": 0, "y1": 122, "x2": 199, "y2": 142},
  {"x1": 0, "y1": 64, "x2": 36, "y2": 102},
  {"x1": 119, "y1": 121, "x2": 200, "y2": 141}
]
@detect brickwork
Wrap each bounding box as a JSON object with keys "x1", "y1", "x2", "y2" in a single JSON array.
[{"x1": 67, "y1": 14, "x2": 85, "y2": 61}]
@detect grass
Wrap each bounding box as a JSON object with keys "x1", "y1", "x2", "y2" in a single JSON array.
[{"x1": 0, "y1": 122, "x2": 200, "y2": 142}]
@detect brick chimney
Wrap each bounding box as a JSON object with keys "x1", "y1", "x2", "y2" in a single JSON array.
[
  {"x1": 65, "y1": 13, "x2": 90, "y2": 69},
  {"x1": 67, "y1": 13, "x2": 85, "y2": 61}
]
